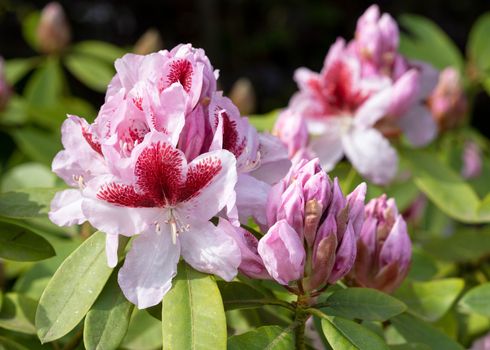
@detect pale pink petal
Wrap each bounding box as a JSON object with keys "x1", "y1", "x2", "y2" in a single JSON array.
[
  {"x1": 235, "y1": 174, "x2": 270, "y2": 225},
  {"x1": 118, "y1": 228, "x2": 180, "y2": 309},
  {"x1": 355, "y1": 88, "x2": 392, "y2": 128},
  {"x1": 342, "y1": 127, "x2": 398, "y2": 185},
  {"x1": 388, "y1": 69, "x2": 420, "y2": 116},
  {"x1": 180, "y1": 220, "x2": 240, "y2": 281},
  {"x1": 258, "y1": 219, "x2": 305, "y2": 285},
  {"x1": 397, "y1": 105, "x2": 437, "y2": 147},
  {"x1": 177, "y1": 149, "x2": 237, "y2": 223},
  {"x1": 49, "y1": 189, "x2": 85, "y2": 226},
  {"x1": 309, "y1": 131, "x2": 344, "y2": 172},
  {"x1": 82, "y1": 174, "x2": 162, "y2": 236},
  {"x1": 106, "y1": 233, "x2": 119, "y2": 268},
  {"x1": 249, "y1": 133, "x2": 291, "y2": 185}
]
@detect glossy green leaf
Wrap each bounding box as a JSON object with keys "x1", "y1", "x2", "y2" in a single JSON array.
[
  {"x1": 4, "y1": 58, "x2": 38, "y2": 85},
  {"x1": 64, "y1": 54, "x2": 115, "y2": 92},
  {"x1": 84, "y1": 271, "x2": 134, "y2": 350},
  {"x1": 11, "y1": 127, "x2": 61, "y2": 165},
  {"x1": 0, "y1": 220, "x2": 55, "y2": 261},
  {"x1": 390, "y1": 313, "x2": 464, "y2": 350},
  {"x1": 2, "y1": 163, "x2": 56, "y2": 192},
  {"x1": 25, "y1": 58, "x2": 63, "y2": 108},
  {"x1": 322, "y1": 288, "x2": 406, "y2": 322},
  {"x1": 458, "y1": 282, "x2": 490, "y2": 317},
  {"x1": 468, "y1": 13, "x2": 490, "y2": 73},
  {"x1": 227, "y1": 325, "x2": 294, "y2": 350},
  {"x1": 0, "y1": 294, "x2": 37, "y2": 334},
  {"x1": 218, "y1": 281, "x2": 269, "y2": 310},
  {"x1": 161, "y1": 261, "x2": 227, "y2": 350},
  {"x1": 122, "y1": 309, "x2": 162, "y2": 350},
  {"x1": 320, "y1": 316, "x2": 389, "y2": 350},
  {"x1": 0, "y1": 96, "x2": 29, "y2": 127},
  {"x1": 0, "y1": 187, "x2": 60, "y2": 219},
  {"x1": 248, "y1": 110, "x2": 279, "y2": 132},
  {"x1": 21, "y1": 12, "x2": 40, "y2": 51},
  {"x1": 0, "y1": 336, "x2": 30, "y2": 350},
  {"x1": 402, "y1": 149, "x2": 489, "y2": 223},
  {"x1": 390, "y1": 344, "x2": 431, "y2": 350},
  {"x1": 36, "y1": 231, "x2": 113, "y2": 343},
  {"x1": 399, "y1": 14, "x2": 463, "y2": 71},
  {"x1": 423, "y1": 227, "x2": 490, "y2": 262},
  {"x1": 395, "y1": 278, "x2": 464, "y2": 322},
  {"x1": 71, "y1": 40, "x2": 125, "y2": 63},
  {"x1": 407, "y1": 248, "x2": 438, "y2": 281}
]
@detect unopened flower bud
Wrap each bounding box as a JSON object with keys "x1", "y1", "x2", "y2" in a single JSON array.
[
  {"x1": 428, "y1": 67, "x2": 467, "y2": 131},
  {"x1": 0, "y1": 58, "x2": 11, "y2": 111},
  {"x1": 134, "y1": 28, "x2": 163, "y2": 55},
  {"x1": 273, "y1": 109, "x2": 308, "y2": 158},
  {"x1": 37, "y1": 2, "x2": 71, "y2": 54},
  {"x1": 348, "y1": 194, "x2": 411, "y2": 293},
  {"x1": 229, "y1": 78, "x2": 256, "y2": 115},
  {"x1": 462, "y1": 140, "x2": 482, "y2": 179}
]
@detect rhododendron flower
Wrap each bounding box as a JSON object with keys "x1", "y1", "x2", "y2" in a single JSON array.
[
  {"x1": 227, "y1": 158, "x2": 366, "y2": 291},
  {"x1": 275, "y1": 5, "x2": 438, "y2": 185},
  {"x1": 347, "y1": 194, "x2": 411, "y2": 293},
  {"x1": 49, "y1": 43, "x2": 289, "y2": 308}
]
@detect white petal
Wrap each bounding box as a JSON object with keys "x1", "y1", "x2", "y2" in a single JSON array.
[
  {"x1": 106, "y1": 233, "x2": 119, "y2": 268},
  {"x1": 180, "y1": 220, "x2": 240, "y2": 281},
  {"x1": 355, "y1": 88, "x2": 392, "y2": 128},
  {"x1": 342, "y1": 127, "x2": 398, "y2": 185},
  {"x1": 49, "y1": 189, "x2": 85, "y2": 226},
  {"x1": 118, "y1": 228, "x2": 180, "y2": 309}
]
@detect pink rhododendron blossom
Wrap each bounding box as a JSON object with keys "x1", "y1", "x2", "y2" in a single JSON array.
[
  {"x1": 347, "y1": 194, "x2": 411, "y2": 293},
  {"x1": 49, "y1": 43, "x2": 289, "y2": 308},
  {"x1": 226, "y1": 158, "x2": 366, "y2": 291},
  {"x1": 275, "y1": 5, "x2": 438, "y2": 185},
  {"x1": 462, "y1": 140, "x2": 483, "y2": 179}
]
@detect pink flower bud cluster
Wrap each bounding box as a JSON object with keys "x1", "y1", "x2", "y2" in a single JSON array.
[
  {"x1": 275, "y1": 5, "x2": 439, "y2": 185},
  {"x1": 49, "y1": 44, "x2": 290, "y2": 308}
]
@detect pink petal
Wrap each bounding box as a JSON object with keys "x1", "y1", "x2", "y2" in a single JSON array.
[
  {"x1": 180, "y1": 220, "x2": 240, "y2": 281},
  {"x1": 355, "y1": 87, "x2": 392, "y2": 128},
  {"x1": 342, "y1": 126, "x2": 398, "y2": 185},
  {"x1": 49, "y1": 189, "x2": 85, "y2": 226},
  {"x1": 106, "y1": 233, "x2": 119, "y2": 268},
  {"x1": 118, "y1": 228, "x2": 180, "y2": 309},
  {"x1": 397, "y1": 105, "x2": 437, "y2": 147},
  {"x1": 235, "y1": 174, "x2": 270, "y2": 226}
]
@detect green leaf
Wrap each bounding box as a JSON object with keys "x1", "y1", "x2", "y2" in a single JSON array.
[
  {"x1": 10, "y1": 128, "x2": 60, "y2": 165},
  {"x1": 0, "y1": 220, "x2": 55, "y2": 261},
  {"x1": 64, "y1": 54, "x2": 115, "y2": 92},
  {"x1": 25, "y1": 58, "x2": 64, "y2": 108},
  {"x1": 320, "y1": 316, "x2": 389, "y2": 350},
  {"x1": 390, "y1": 344, "x2": 431, "y2": 350},
  {"x1": 395, "y1": 279, "x2": 464, "y2": 322},
  {"x1": 423, "y1": 227, "x2": 490, "y2": 263},
  {"x1": 458, "y1": 282, "x2": 490, "y2": 317},
  {"x1": 84, "y1": 271, "x2": 134, "y2": 350},
  {"x1": 248, "y1": 110, "x2": 279, "y2": 132},
  {"x1": 399, "y1": 14, "x2": 463, "y2": 71},
  {"x1": 71, "y1": 41, "x2": 125, "y2": 63},
  {"x1": 0, "y1": 187, "x2": 61, "y2": 219},
  {"x1": 21, "y1": 11, "x2": 40, "y2": 51},
  {"x1": 402, "y1": 149, "x2": 488, "y2": 223},
  {"x1": 2, "y1": 163, "x2": 56, "y2": 192},
  {"x1": 227, "y1": 325, "x2": 294, "y2": 350},
  {"x1": 0, "y1": 336, "x2": 31, "y2": 350},
  {"x1": 321, "y1": 288, "x2": 406, "y2": 322},
  {"x1": 0, "y1": 293, "x2": 37, "y2": 334},
  {"x1": 390, "y1": 313, "x2": 464, "y2": 350},
  {"x1": 218, "y1": 281, "x2": 272, "y2": 310},
  {"x1": 122, "y1": 309, "x2": 162, "y2": 350},
  {"x1": 407, "y1": 248, "x2": 438, "y2": 281},
  {"x1": 467, "y1": 13, "x2": 490, "y2": 73},
  {"x1": 4, "y1": 58, "x2": 38, "y2": 85},
  {"x1": 36, "y1": 231, "x2": 113, "y2": 343},
  {"x1": 161, "y1": 261, "x2": 227, "y2": 350}
]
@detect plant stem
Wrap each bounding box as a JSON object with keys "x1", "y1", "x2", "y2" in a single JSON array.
[
  {"x1": 294, "y1": 294, "x2": 310, "y2": 350},
  {"x1": 224, "y1": 298, "x2": 296, "y2": 311}
]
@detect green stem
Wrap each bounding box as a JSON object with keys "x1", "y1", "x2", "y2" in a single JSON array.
[
  {"x1": 223, "y1": 298, "x2": 296, "y2": 311},
  {"x1": 294, "y1": 294, "x2": 311, "y2": 350}
]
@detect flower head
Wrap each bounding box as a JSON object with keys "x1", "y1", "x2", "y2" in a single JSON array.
[{"x1": 348, "y1": 194, "x2": 411, "y2": 293}]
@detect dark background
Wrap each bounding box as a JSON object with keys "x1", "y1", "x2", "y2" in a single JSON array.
[{"x1": 0, "y1": 0, "x2": 489, "y2": 134}]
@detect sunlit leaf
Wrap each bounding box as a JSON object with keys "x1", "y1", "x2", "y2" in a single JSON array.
[
  {"x1": 0, "y1": 294, "x2": 37, "y2": 334},
  {"x1": 467, "y1": 12, "x2": 490, "y2": 73},
  {"x1": 161, "y1": 261, "x2": 227, "y2": 350},
  {"x1": 227, "y1": 325, "x2": 294, "y2": 350},
  {"x1": 0, "y1": 220, "x2": 55, "y2": 261},
  {"x1": 4, "y1": 58, "x2": 38, "y2": 85},
  {"x1": 458, "y1": 282, "x2": 490, "y2": 317},
  {"x1": 64, "y1": 54, "x2": 115, "y2": 92},
  {"x1": 71, "y1": 40, "x2": 125, "y2": 63},
  {"x1": 0, "y1": 187, "x2": 60, "y2": 219},
  {"x1": 24, "y1": 58, "x2": 64, "y2": 108},
  {"x1": 36, "y1": 232, "x2": 113, "y2": 343},
  {"x1": 249, "y1": 110, "x2": 280, "y2": 132},
  {"x1": 1, "y1": 163, "x2": 57, "y2": 192}
]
